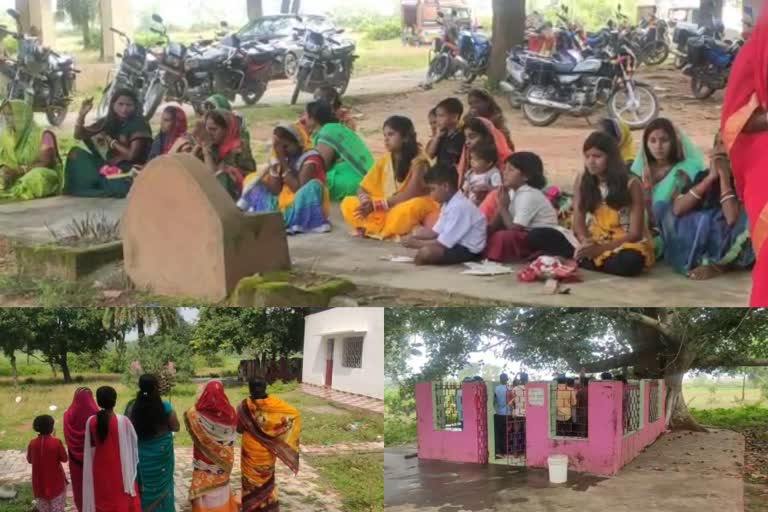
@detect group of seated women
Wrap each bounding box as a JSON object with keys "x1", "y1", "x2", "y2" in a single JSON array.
[{"x1": 0, "y1": 86, "x2": 753, "y2": 281}]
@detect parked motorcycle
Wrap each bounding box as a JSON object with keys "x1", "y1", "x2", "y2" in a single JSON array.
[
  {"x1": 290, "y1": 27, "x2": 356, "y2": 105},
  {"x1": 96, "y1": 27, "x2": 156, "y2": 119},
  {"x1": 0, "y1": 8, "x2": 77, "y2": 126},
  {"x1": 507, "y1": 40, "x2": 659, "y2": 129},
  {"x1": 425, "y1": 12, "x2": 491, "y2": 86},
  {"x1": 183, "y1": 33, "x2": 279, "y2": 113},
  {"x1": 682, "y1": 35, "x2": 742, "y2": 99}
]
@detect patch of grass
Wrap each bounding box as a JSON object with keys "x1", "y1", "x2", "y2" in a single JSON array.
[
  {"x1": 0, "y1": 482, "x2": 34, "y2": 512},
  {"x1": 354, "y1": 38, "x2": 428, "y2": 75},
  {"x1": 384, "y1": 414, "x2": 416, "y2": 446},
  {"x1": 690, "y1": 404, "x2": 768, "y2": 429},
  {"x1": 0, "y1": 376, "x2": 380, "y2": 450},
  {"x1": 309, "y1": 453, "x2": 384, "y2": 512},
  {"x1": 684, "y1": 384, "x2": 766, "y2": 410}
]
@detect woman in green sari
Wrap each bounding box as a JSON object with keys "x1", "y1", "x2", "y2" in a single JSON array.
[
  {"x1": 126, "y1": 374, "x2": 179, "y2": 512},
  {"x1": 0, "y1": 100, "x2": 62, "y2": 200},
  {"x1": 202, "y1": 94, "x2": 252, "y2": 149},
  {"x1": 64, "y1": 88, "x2": 152, "y2": 198},
  {"x1": 306, "y1": 100, "x2": 373, "y2": 201},
  {"x1": 631, "y1": 118, "x2": 753, "y2": 277}
]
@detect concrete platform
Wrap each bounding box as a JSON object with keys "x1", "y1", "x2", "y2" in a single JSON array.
[
  {"x1": 0, "y1": 196, "x2": 753, "y2": 306},
  {"x1": 384, "y1": 429, "x2": 746, "y2": 512}
]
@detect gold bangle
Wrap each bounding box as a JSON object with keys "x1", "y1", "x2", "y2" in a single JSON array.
[{"x1": 689, "y1": 189, "x2": 702, "y2": 200}]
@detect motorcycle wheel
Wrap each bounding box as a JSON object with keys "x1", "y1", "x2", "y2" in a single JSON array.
[
  {"x1": 608, "y1": 83, "x2": 660, "y2": 130},
  {"x1": 674, "y1": 55, "x2": 687, "y2": 70},
  {"x1": 143, "y1": 80, "x2": 165, "y2": 120},
  {"x1": 96, "y1": 82, "x2": 113, "y2": 119},
  {"x1": 690, "y1": 77, "x2": 716, "y2": 100},
  {"x1": 242, "y1": 82, "x2": 267, "y2": 105},
  {"x1": 642, "y1": 41, "x2": 669, "y2": 66},
  {"x1": 426, "y1": 54, "x2": 451, "y2": 85},
  {"x1": 521, "y1": 103, "x2": 560, "y2": 127},
  {"x1": 337, "y1": 64, "x2": 353, "y2": 96},
  {"x1": 291, "y1": 68, "x2": 309, "y2": 105},
  {"x1": 45, "y1": 104, "x2": 68, "y2": 127},
  {"x1": 283, "y1": 52, "x2": 299, "y2": 80}
]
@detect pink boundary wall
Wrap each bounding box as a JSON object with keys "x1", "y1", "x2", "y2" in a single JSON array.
[
  {"x1": 526, "y1": 380, "x2": 666, "y2": 476},
  {"x1": 415, "y1": 381, "x2": 488, "y2": 464}
]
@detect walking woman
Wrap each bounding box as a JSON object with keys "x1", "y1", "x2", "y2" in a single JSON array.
[
  {"x1": 721, "y1": 9, "x2": 768, "y2": 306},
  {"x1": 237, "y1": 378, "x2": 301, "y2": 512},
  {"x1": 64, "y1": 89, "x2": 152, "y2": 198},
  {"x1": 0, "y1": 100, "x2": 62, "y2": 200},
  {"x1": 82, "y1": 386, "x2": 141, "y2": 512},
  {"x1": 126, "y1": 374, "x2": 180, "y2": 512},
  {"x1": 184, "y1": 381, "x2": 238, "y2": 512},
  {"x1": 63, "y1": 387, "x2": 100, "y2": 512}
]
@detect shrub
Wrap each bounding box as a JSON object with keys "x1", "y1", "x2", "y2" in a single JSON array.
[
  {"x1": 268, "y1": 379, "x2": 299, "y2": 394},
  {"x1": 384, "y1": 415, "x2": 417, "y2": 446},
  {"x1": 365, "y1": 21, "x2": 401, "y2": 41},
  {"x1": 122, "y1": 328, "x2": 197, "y2": 389}
]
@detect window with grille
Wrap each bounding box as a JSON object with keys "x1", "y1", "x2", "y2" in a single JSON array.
[
  {"x1": 648, "y1": 380, "x2": 662, "y2": 423},
  {"x1": 342, "y1": 336, "x2": 364, "y2": 368},
  {"x1": 623, "y1": 383, "x2": 641, "y2": 434},
  {"x1": 549, "y1": 381, "x2": 588, "y2": 439},
  {"x1": 433, "y1": 382, "x2": 463, "y2": 431}
]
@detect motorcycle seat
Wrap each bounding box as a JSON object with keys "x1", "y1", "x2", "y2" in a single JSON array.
[{"x1": 552, "y1": 59, "x2": 576, "y2": 73}]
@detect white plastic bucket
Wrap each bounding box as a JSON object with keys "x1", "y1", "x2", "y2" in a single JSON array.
[{"x1": 547, "y1": 455, "x2": 569, "y2": 483}]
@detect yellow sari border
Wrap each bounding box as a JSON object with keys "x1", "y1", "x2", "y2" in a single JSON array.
[
  {"x1": 184, "y1": 409, "x2": 235, "y2": 473},
  {"x1": 754, "y1": 203, "x2": 768, "y2": 256},
  {"x1": 722, "y1": 93, "x2": 760, "y2": 152}
]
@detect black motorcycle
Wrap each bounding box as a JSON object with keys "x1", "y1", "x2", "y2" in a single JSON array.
[
  {"x1": 518, "y1": 40, "x2": 659, "y2": 129},
  {"x1": 290, "y1": 27, "x2": 356, "y2": 105},
  {"x1": 1, "y1": 8, "x2": 77, "y2": 126},
  {"x1": 183, "y1": 34, "x2": 279, "y2": 114},
  {"x1": 682, "y1": 35, "x2": 743, "y2": 99},
  {"x1": 97, "y1": 28, "x2": 156, "y2": 119}
]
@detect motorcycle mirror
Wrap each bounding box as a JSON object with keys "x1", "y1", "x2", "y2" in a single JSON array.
[
  {"x1": 6, "y1": 8, "x2": 19, "y2": 20},
  {"x1": 152, "y1": 14, "x2": 163, "y2": 23},
  {"x1": 116, "y1": 52, "x2": 123, "y2": 58}
]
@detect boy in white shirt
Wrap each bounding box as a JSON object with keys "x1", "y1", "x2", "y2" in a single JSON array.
[{"x1": 403, "y1": 164, "x2": 487, "y2": 265}]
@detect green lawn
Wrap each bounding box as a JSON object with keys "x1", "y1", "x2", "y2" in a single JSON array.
[
  {"x1": 684, "y1": 383, "x2": 766, "y2": 410},
  {"x1": 0, "y1": 483, "x2": 34, "y2": 512},
  {"x1": 354, "y1": 37, "x2": 428, "y2": 75},
  {"x1": 0, "y1": 376, "x2": 382, "y2": 450},
  {"x1": 309, "y1": 453, "x2": 384, "y2": 512}
]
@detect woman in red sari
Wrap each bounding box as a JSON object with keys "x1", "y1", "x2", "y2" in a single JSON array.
[
  {"x1": 63, "y1": 387, "x2": 100, "y2": 512},
  {"x1": 721, "y1": 8, "x2": 768, "y2": 306}
]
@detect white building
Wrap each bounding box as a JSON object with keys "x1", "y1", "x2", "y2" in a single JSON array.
[{"x1": 302, "y1": 307, "x2": 384, "y2": 400}]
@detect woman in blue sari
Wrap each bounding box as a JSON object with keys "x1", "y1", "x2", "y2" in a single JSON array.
[
  {"x1": 632, "y1": 119, "x2": 754, "y2": 278},
  {"x1": 126, "y1": 374, "x2": 179, "y2": 512}
]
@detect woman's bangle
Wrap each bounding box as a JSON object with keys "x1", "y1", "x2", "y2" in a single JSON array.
[
  {"x1": 720, "y1": 194, "x2": 737, "y2": 204},
  {"x1": 720, "y1": 189, "x2": 735, "y2": 198},
  {"x1": 689, "y1": 189, "x2": 702, "y2": 200}
]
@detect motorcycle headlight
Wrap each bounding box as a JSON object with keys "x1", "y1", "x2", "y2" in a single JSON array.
[{"x1": 305, "y1": 40, "x2": 320, "y2": 53}]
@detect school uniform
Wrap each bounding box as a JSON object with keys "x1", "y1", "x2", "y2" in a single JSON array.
[{"x1": 433, "y1": 191, "x2": 487, "y2": 264}]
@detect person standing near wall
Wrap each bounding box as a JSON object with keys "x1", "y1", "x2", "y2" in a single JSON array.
[
  {"x1": 510, "y1": 373, "x2": 528, "y2": 456},
  {"x1": 493, "y1": 373, "x2": 510, "y2": 457},
  {"x1": 555, "y1": 375, "x2": 577, "y2": 436}
]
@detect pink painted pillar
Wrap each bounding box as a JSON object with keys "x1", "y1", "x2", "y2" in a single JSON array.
[{"x1": 416, "y1": 381, "x2": 487, "y2": 464}]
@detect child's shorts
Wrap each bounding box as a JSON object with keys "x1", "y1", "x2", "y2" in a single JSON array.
[
  {"x1": 35, "y1": 492, "x2": 66, "y2": 512},
  {"x1": 438, "y1": 244, "x2": 482, "y2": 265}
]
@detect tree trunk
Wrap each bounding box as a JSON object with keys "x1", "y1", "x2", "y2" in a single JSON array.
[
  {"x1": 247, "y1": 0, "x2": 263, "y2": 20},
  {"x1": 280, "y1": 0, "x2": 291, "y2": 14},
  {"x1": 60, "y1": 355, "x2": 72, "y2": 383},
  {"x1": 488, "y1": 0, "x2": 525, "y2": 85},
  {"x1": 664, "y1": 370, "x2": 707, "y2": 432},
  {"x1": 82, "y1": 18, "x2": 91, "y2": 48},
  {"x1": 116, "y1": 332, "x2": 127, "y2": 369},
  {"x1": 10, "y1": 353, "x2": 17, "y2": 388},
  {"x1": 137, "y1": 317, "x2": 145, "y2": 346},
  {"x1": 291, "y1": 0, "x2": 301, "y2": 14},
  {"x1": 50, "y1": 361, "x2": 57, "y2": 378}
]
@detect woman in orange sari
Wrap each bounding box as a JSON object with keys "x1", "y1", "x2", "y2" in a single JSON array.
[
  {"x1": 184, "y1": 381, "x2": 238, "y2": 512},
  {"x1": 237, "y1": 378, "x2": 301, "y2": 512},
  {"x1": 457, "y1": 117, "x2": 515, "y2": 223},
  {"x1": 721, "y1": 8, "x2": 768, "y2": 306}
]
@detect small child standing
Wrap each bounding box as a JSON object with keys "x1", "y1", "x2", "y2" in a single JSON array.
[
  {"x1": 463, "y1": 142, "x2": 501, "y2": 205},
  {"x1": 403, "y1": 164, "x2": 486, "y2": 265},
  {"x1": 27, "y1": 415, "x2": 68, "y2": 512}
]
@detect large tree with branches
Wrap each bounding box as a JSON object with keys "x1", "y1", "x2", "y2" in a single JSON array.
[{"x1": 385, "y1": 308, "x2": 768, "y2": 431}]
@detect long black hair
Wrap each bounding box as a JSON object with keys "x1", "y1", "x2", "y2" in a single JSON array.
[
  {"x1": 468, "y1": 88, "x2": 506, "y2": 122},
  {"x1": 314, "y1": 86, "x2": 343, "y2": 111},
  {"x1": 506, "y1": 152, "x2": 547, "y2": 189},
  {"x1": 383, "y1": 115, "x2": 420, "y2": 183},
  {"x1": 579, "y1": 131, "x2": 631, "y2": 214},
  {"x1": 103, "y1": 88, "x2": 142, "y2": 134},
  {"x1": 641, "y1": 117, "x2": 683, "y2": 166},
  {"x1": 130, "y1": 374, "x2": 168, "y2": 441},
  {"x1": 95, "y1": 386, "x2": 117, "y2": 443},
  {"x1": 306, "y1": 100, "x2": 338, "y2": 127}
]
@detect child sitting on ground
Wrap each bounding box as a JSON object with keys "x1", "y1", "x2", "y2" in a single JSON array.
[
  {"x1": 428, "y1": 107, "x2": 438, "y2": 140},
  {"x1": 402, "y1": 164, "x2": 486, "y2": 265},
  {"x1": 463, "y1": 141, "x2": 501, "y2": 206},
  {"x1": 27, "y1": 415, "x2": 68, "y2": 512},
  {"x1": 426, "y1": 98, "x2": 466, "y2": 168}
]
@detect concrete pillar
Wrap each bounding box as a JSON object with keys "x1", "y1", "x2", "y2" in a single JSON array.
[
  {"x1": 14, "y1": 0, "x2": 56, "y2": 47},
  {"x1": 247, "y1": 0, "x2": 263, "y2": 20},
  {"x1": 100, "y1": 0, "x2": 134, "y2": 63}
]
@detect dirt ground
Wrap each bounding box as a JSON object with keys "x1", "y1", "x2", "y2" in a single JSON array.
[{"x1": 385, "y1": 429, "x2": 753, "y2": 512}]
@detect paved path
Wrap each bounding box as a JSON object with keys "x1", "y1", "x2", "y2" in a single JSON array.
[
  {"x1": 0, "y1": 444, "x2": 350, "y2": 512},
  {"x1": 300, "y1": 383, "x2": 384, "y2": 414}
]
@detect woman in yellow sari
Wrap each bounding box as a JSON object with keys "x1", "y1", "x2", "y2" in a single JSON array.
[
  {"x1": 237, "y1": 378, "x2": 301, "y2": 512},
  {"x1": 184, "y1": 381, "x2": 238, "y2": 512},
  {"x1": 340, "y1": 116, "x2": 439, "y2": 239}
]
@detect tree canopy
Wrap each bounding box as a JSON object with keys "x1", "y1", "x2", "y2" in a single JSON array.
[{"x1": 385, "y1": 308, "x2": 768, "y2": 429}]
